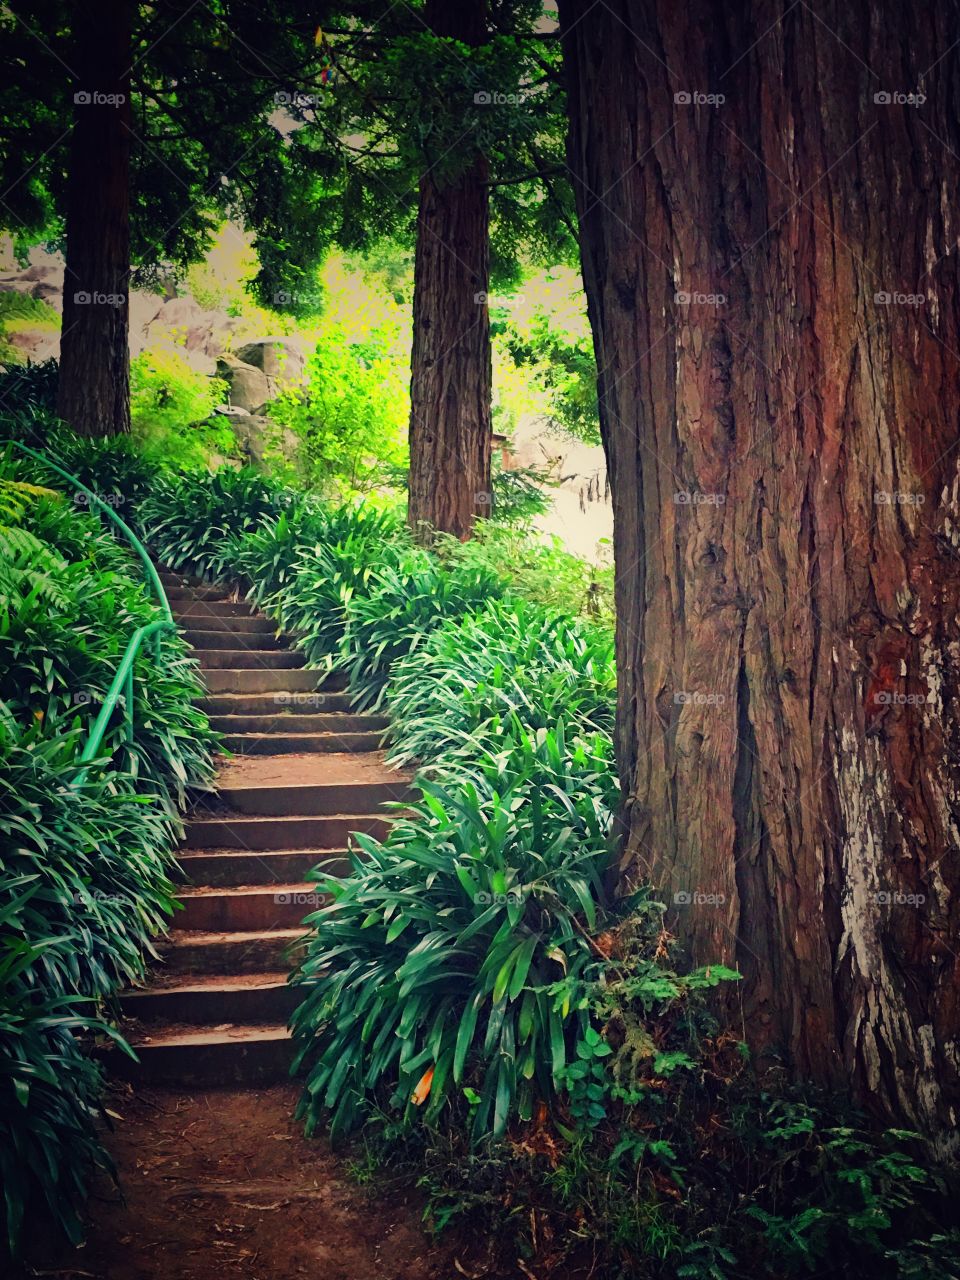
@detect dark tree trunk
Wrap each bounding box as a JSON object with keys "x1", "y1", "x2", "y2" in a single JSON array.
[
  {"x1": 560, "y1": 0, "x2": 960, "y2": 1150},
  {"x1": 57, "y1": 0, "x2": 132, "y2": 437},
  {"x1": 407, "y1": 0, "x2": 492, "y2": 542}
]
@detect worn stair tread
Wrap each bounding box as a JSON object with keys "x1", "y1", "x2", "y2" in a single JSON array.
[
  {"x1": 210, "y1": 714, "x2": 388, "y2": 733},
  {"x1": 198, "y1": 649, "x2": 307, "y2": 668},
  {"x1": 179, "y1": 846, "x2": 349, "y2": 858},
  {"x1": 203, "y1": 695, "x2": 353, "y2": 715},
  {"x1": 187, "y1": 632, "x2": 287, "y2": 651},
  {"x1": 214, "y1": 750, "x2": 404, "y2": 786},
  {"x1": 201, "y1": 668, "x2": 346, "y2": 693},
  {"x1": 222, "y1": 731, "x2": 383, "y2": 753},
  {"x1": 178, "y1": 881, "x2": 316, "y2": 898},
  {"x1": 167, "y1": 590, "x2": 236, "y2": 603},
  {"x1": 177, "y1": 849, "x2": 351, "y2": 887},
  {"x1": 178, "y1": 848, "x2": 349, "y2": 865},
  {"x1": 181, "y1": 614, "x2": 274, "y2": 626},
  {"x1": 164, "y1": 926, "x2": 304, "y2": 946},
  {"x1": 129, "y1": 970, "x2": 292, "y2": 993},
  {"x1": 185, "y1": 812, "x2": 384, "y2": 828},
  {"x1": 126, "y1": 1023, "x2": 293, "y2": 1048}
]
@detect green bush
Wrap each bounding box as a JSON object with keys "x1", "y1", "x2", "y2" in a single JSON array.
[
  {"x1": 0, "y1": 359, "x2": 59, "y2": 415},
  {"x1": 436, "y1": 521, "x2": 614, "y2": 624},
  {"x1": 334, "y1": 553, "x2": 507, "y2": 710},
  {"x1": 0, "y1": 492, "x2": 215, "y2": 807},
  {"x1": 270, "y1": 319, "x2": 408, "y2": 495},
  {"x1": 51, "y1": 431, "x2": 157, "y2": 504},
  {"x1": 0, "y1": 722, "x2": 182, "y2": 1254},
  {"x1": 233, "y1": 502, "x2": 409, "y2": 666},
  {"x1": 138, "y1": 466, "x2": 289, "y2": 580},
  {"x1": 385, "y1": 598, "x2": 615, "y2": 770},
  {"x1": 130, "y1": 345, "x2": 234, "y2": 471},
  {"x1": 292, "y1": 726, "x2": 619, "y2": 1140}
]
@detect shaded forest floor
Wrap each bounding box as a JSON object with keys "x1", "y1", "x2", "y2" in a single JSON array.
[{"x1": 27, "y1": 1082, "x2": 460, "y2": 1280}]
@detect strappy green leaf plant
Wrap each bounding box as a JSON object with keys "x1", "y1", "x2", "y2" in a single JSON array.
[{"x1": 292, "y1": 726, "x2": 618, "y2": 1140}]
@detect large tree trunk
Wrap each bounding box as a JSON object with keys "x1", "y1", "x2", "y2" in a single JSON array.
[
  {"x1": 57, "y1": 0, "x2": 132, "y2": 437},
  {"x1": 407, "y1": 0, "x2": 492, "y2": 542},
  {"x1": 560, "y1": 0, "x2": 960, "y2": 1149}
]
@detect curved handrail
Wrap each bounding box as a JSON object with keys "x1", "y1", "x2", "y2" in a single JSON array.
[
  {"x1": 6, "y1": 440, "x2": 180, "y2": 774},
  {"x1": 74, "y1": 620, "x2": 177, "y2": 784},
  {"x1": 6, "y1": 440, "x2": 173, "y2": 624}
]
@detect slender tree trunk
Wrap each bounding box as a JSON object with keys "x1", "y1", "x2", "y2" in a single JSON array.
[
  {"x1": 407, "y1": 0, "x2": 492, "y2": 542},
  {"x1": 560, "y1": 0, "x2": 960, "y2": 1150},
  {"x1": 57, "y1": 0, "x2": 132, "y2": 437}
]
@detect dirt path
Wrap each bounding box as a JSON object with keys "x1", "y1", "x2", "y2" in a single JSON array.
[{"x1": 33, "y1": 1082, "x2": 458, "y2": 1280}]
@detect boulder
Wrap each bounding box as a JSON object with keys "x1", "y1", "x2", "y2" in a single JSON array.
[
  {"x1": 6, "y1": 329, "x2": 60, "y2": 363},
  {"x1": 188, "y1": 351, "x2": 219, "y2": 377},
  {"x1": 216, "y1": 353, "x2": 276, "y2": 412},
  {"x1": 228, "y1": 412, "x2": 299, "y2": 467},
  {"x1": 30, "y1": 281, "x2": 62, "y2": 309},
  {"x1": 235, "y1": 337, "x2": 307, "y2": 383}
]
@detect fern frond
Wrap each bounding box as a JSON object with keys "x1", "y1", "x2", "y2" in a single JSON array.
[
  {"x1": 0, "y1": 525, "x2": 69, "y2": 608},
  {"x1": 0, "y1": 476, "x2": 60, "y2": 521}
]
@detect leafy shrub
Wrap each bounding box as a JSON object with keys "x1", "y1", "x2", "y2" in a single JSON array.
[
  {"x1": 0, "y1": 447, "x2": 218, "y2": 1257},
  {"x1": 270, "y1": 319, "x2": 408, "y2": 494},
  {"x1": 488, "y1": 458, "x2": 554, "y2": 523},
  {"x1": 0, "y1": 493, "x2": 215, "y2": 807},
  {"x1": 292, "y1": 726, "x2": 619, "y2": 1140},
  {"x1": 0, "y1": 721, "x2": 179, "y2": 1255},
  {"x1": 42, "y1": 430, "x2": 159, "y2": 510},
  {"x1": 385, "y1": 598, "x2": 615, "y2": 769},
  {"x1": 138, "y1": 466, "x2": 289, "y2": 579},
  {"x1": 502, "y1": 301, "x2": 600, "y2": 445},
  {"x1": 0, "y1": 358, "x2": 59, "y2": 414},
  {"x1": 436, "y1": 522, "x2": 614, "y2": 624},
  {"x1": 130, "y1": 345, "x2": 233, "y2": 471},
  {"x1": 0, "y1": 974, "x2": 116, "y2": 1255},
  {"x1": 234, "y1": 500, "x2": 404, "y2": 610},
  {"x1": 334, "y1": 553, "x2": 507, "y2": 710}
]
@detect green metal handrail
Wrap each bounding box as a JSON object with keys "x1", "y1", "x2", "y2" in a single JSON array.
[
  {"x1": 74, "y1": 619, "x2": 177, "y2": 784},
  {"x1": 7, "y1": 440, "x2": 178, "y2": 773}
]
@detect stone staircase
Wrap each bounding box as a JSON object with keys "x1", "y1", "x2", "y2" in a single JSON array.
[{"x1": 115, "y1": 569, "x2": 410, "y2": 1085}]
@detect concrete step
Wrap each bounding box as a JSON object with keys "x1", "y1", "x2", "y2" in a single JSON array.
[
  {"x1": 202, "y1": 691, "x2": 353, "y2": 715},
  {"x1": 112, "y1": 1023, "x2": 294, "y2": 1086},
  {"x1": 157, "y1": 928, "x2": 306, "y2": 975},
  {"x1": 179, "y1": 848, "x2": 351, "y2": 886},
  {"x1": 217, "y1": 778, "x2": 409, "y2": 816},
  {"x1": 222, "y1": 731, "x2": 382, "y2": 754},
  {"x1": 201, "y1": 668, "x2": 343, "y2": 694},
  {"x1": 183, "y1": 813, "x2": 389, "y2": 850},
  {"x1": 210, "y1": 712, "x2": 387, "y2": 734},
  {"x1": 120, "y1": 973, "x2": 300, "y2": 1024},
  {"x1": 198, "y1": 649, "x2": 306, "y2": 670},
  {"x1": 176, "y1": 609, "x2": 276, "y2": 629},
  {"x1": 188, "y1": 630, "x2": 286, "y2": 651},
  {"x1": 177, "y1": 882, "x2": 330, "y2": 931}
]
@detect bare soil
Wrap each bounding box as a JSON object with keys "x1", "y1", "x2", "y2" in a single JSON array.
[{"x1": 29, "y1": 1083, "x2": 461, "y2": 1280}]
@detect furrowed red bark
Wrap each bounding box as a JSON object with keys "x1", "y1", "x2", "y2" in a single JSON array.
[
  {"x1": 57, "y1": 0, "x2": 132, "y2": 437},
  {"x1": 559, "y1": 0, "x2": 960, "y2": 1148},
  {"x1": 407, "y1": 0, "x2": 492, "y2": 542}
]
